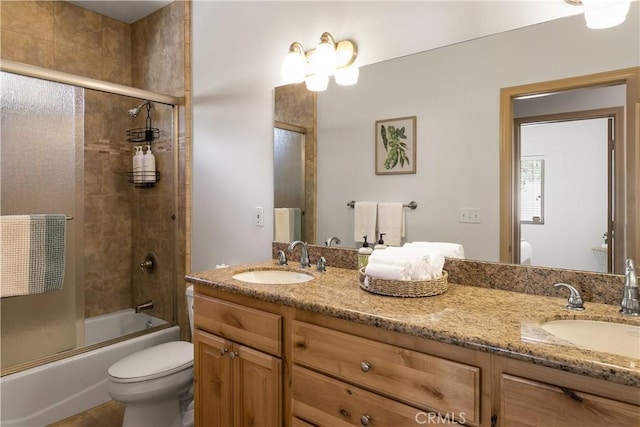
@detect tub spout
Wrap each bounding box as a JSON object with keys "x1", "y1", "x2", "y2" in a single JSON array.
[{"x1": 135, "y1": 300, "x2": 154, "y2": 313}]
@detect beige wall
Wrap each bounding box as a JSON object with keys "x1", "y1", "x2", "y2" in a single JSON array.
[{"x1": 1, "y1": 0, "x2": 190, "y2": 349}]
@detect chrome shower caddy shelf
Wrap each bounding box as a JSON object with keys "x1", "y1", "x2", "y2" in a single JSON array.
[
  {"x1": 127, "y1": 128, "x2": 159, "y2": 143},
  {"x1": 128, "y1": 171, "x2": 160, "y2": 188}
]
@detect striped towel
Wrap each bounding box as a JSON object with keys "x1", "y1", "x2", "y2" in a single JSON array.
[{"x1": 1, "y1": 214, "x2": 67, "y2": 298}]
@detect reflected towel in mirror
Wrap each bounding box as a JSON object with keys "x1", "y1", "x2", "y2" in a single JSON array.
[
  {"x1": 377, "y1": 202, "x2": 405, "y2": 246},
  {"x1": 353, "y1": 201, "x2": 377, "y2": 243}
]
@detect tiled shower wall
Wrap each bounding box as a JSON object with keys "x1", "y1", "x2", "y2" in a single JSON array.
[{"x1": 1, "y1": 1, "x2": 188, "y2": 332}]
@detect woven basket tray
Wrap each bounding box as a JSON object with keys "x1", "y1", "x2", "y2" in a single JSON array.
[{"x1": 358, "y1": 267, "x2": 448, "y2": 297}]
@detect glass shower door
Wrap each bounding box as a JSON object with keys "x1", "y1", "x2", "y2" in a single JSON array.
[{"x1": 1, "y1": 72, "x2": 83, "y2": 368}]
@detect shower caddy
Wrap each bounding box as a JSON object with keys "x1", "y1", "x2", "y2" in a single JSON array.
[{"x1": 127, "y1": 101, "x2": 160, "y2": 188}]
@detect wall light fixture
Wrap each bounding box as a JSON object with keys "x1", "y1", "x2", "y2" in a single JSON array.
[
  {"x1": 566, "y1": 0, "x2": 632, "y2": 29},
  {"x1": 282, "y1": 32, "x2": 358, "y2": 92}
]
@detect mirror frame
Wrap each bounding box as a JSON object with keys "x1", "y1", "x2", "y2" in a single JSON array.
[{"x1": 500, "y1": 67, "x2": 640, "y2": 271}]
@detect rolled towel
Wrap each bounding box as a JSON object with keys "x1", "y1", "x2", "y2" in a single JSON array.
[
  {"x1": 404, "y1": 242, "x2": 465, "y2": 259},
  {"x1": 365, "y1": 262, "x2": 412, "y2": 281}
]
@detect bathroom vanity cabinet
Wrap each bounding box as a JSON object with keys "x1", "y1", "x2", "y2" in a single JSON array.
[
  {"x1": 494, "y1": 356, "x2": 640, "y2": 426},
  {"x1": 189, "y1": 263, "x2": 640, "y2": 427},
  {"x1": 193, "y1": 295, "x2": 283, "y2": 427}
]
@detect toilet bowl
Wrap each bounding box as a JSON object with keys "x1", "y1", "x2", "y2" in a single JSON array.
[{"x1": 107, "y1": 286, "x2": 195, "y2": 427}]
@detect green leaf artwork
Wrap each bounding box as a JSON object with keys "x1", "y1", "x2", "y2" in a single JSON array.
[{"x1": 381, "y1": 124, "x2": 410, "y2": 170}]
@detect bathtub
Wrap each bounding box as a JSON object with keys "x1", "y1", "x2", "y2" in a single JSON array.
[{"x1": 0, "y1": 309, "x2": 180, "y2": 427}]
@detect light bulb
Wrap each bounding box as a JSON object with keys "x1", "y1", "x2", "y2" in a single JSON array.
[
  {"x1": 311, "y1": 40, "x2": 336, "y2": 76},
  {"x1": 334, "y1": 65, "x2": 359, "y2": 86},
  {"x1": 305, "y1": 74, "x2": 329, "y2": 92},
  {"x1": 282, "y1": 49, "x2": 306, "y2": 83},
  {"x1": 582, "y1": 0, "x2": 631, "y2": 29}
]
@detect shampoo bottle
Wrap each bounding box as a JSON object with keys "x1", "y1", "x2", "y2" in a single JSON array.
[
  {"x1": 374, "y1": 233, "x2": 387, "y2": 250},
  {"x1": 142, "y1": 144, "x2": 156, "y2": 183},
  {"x1": 357, "y1": 236, "x2": 373, "y2": 270},
  {"x1": 133, "y1": 146, "x2": 143, "y2": 183}
]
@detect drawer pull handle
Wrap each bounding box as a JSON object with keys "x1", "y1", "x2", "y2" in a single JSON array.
[
  {"x1": 220, "y1": 348, "x2": 228, "y2": 356},
  {"x1": 229, "y1": 351, "x2": 239, "y2": 359},
  {"x1": 360, "y1": 415, "x2": 371, "y2": 426},
  {"x1": 360, "y1": 361, "x2": 371, "y2": 372}
]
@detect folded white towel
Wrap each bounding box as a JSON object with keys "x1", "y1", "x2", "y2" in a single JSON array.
[
  {"x1": 404, "y1": 241, "x2": 465, "y2": 259},
  {"x1": 365, "y1": 262, "x2": 412, "y2": 281},
  {"x1": 370, "y1": 246, "x2": 446, "y2": 280},
  {"x1": 377, "y1": 202, "x2": 405, "y2": 246},
  {"x1": 354, "y1": 202, "x2": 377, "y2": 243}
]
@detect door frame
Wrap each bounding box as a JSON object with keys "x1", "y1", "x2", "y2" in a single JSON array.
[
  {"x1": 500, "y1": 67, "x2": 640, "y2": 273},
  {"x1": 514, "y1": 108, "x2": 622, "y2": 272}
]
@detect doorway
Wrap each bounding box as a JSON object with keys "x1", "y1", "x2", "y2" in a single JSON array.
[
  {"x1": 514, "y1": 109, "x2": 621, "y2": 272},
  {"x1": 499, "y1": 67, "x2": 639, "y2": 274}
]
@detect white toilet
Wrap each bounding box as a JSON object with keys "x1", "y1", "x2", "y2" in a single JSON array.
[{"x1": 107, "y1": 286, "x2": 195, "y2": 427}]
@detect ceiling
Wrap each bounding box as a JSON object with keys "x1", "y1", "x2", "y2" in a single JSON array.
[
  {"x1": 66, "y1": 0, "x2": 173, "y2": 24},
  {"x1": 65, "y1": 1, "x2": 607, "y2": 69}
]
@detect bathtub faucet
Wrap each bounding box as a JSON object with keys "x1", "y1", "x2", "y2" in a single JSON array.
[{"x1": 135, "y1": 300, "x2": 154, "y2": 313}]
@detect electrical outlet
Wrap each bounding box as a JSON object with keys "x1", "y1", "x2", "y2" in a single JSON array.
[
  {"x1": 255, "y1": 207, "x2": 264, "y2": 227},
  {"x1": 459, "y1": 208, "x2": 481, "y2": 224}
]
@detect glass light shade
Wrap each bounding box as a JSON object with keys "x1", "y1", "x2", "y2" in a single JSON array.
[
  {"x1": 582, "y1": 0, "x2": 631, "y2": 29},
  {"x1": 305, "y1": 74, "x2": 329, "y2": 92},
  {"x1": 311, "y1": 42, "x2": 337, "y2": 75},
  {"x1": 282, "y1": 51, "x2": 306, "y2": 83},
  {"x1": 334, "y1": 65, "x2": 360, "y2": 86}
]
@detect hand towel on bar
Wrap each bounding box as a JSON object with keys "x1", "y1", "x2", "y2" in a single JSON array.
[
  {"x1": 353, "y1": 202, "x2": 377, "y2": 243},
  {"x1": 377, "y1": 202, "x2": 405, "y2": 246},
  {"x1": 1, "y1": 214, "x2": 66, "y2": 298},
  {"x1": 290, "y1": 208, "x2": 302, "y2": 241},
  {"x1": 274, "y1": 208, "x2": 293, "y2": 242}
]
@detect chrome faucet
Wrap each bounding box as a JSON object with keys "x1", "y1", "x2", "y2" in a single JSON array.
[
  {"x1": 135, "y1": 300, "x2": 154, "y2": 313},
  {"x1": 620, "y1": 258, "x2": 639, "y2": 316},
  {"x1": 288, "y1": 240, "x2": 310, "y2": 268},
  {"x1": 325, "y1": 236, "x2": 341, "y2": 247},
  {"x1": 554, "y1": 283, "x2": 585, "y2": 311}
]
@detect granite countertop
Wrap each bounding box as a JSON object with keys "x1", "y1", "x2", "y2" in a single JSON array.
[{"x1": 186, "y1": 260, "x2": 640, "y2": 388}]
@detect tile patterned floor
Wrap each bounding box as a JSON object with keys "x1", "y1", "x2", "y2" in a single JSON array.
[{"x1": 47, "y1": 400, "x2": 124, "y2": 427}]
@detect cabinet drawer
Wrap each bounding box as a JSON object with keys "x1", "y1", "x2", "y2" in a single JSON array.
[
  {"x1": 501, "y1": 374, "x2": 640, "y2": 427},
  {"x1": 195, "y1": 295, "x2": 281, "y2": 356},
  {"x1": 293, "y1": 365, "x2": 465, "y2": 426},
  {"x1": 292, "y1": 321, "x2": 479, "y2": 425}
]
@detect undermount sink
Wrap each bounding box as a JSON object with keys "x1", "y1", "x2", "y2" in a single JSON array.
[
  {"x1": 232, "y1": 269, "x2": 314, "y2": 284},
  {"x1": 541, "y1": 320, "x2": 640, "y2": 359}
]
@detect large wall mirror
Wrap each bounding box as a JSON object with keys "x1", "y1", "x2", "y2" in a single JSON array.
[{"x1": 273, "y1": 9, "x2": 639, "y2": 274}]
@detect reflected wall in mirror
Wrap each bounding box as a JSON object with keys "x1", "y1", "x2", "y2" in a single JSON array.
[
  {"x1": 273, "y1": 9, "x2": 639, "y2": 271},
  {"x1": 274, "y1": 83, "x2": 317, "y2": 244}
]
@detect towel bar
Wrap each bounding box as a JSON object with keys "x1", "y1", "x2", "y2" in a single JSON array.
[{"x1": 347, "y1": 200, "x2": 417, "y2": 210}]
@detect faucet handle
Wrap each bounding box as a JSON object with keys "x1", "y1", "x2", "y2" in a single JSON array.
[
  {"x1": 277, "y1": 250, "x2": 288, "y2": 266},
  {"x1": 554, "y1": 283, "x2": 585, "y2": 311},
  {"x1": 316, "y1": 256, "x2": 327, "y2": 272}
]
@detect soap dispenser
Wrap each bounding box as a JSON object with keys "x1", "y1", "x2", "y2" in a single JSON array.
[
  {"x1": 142, "y1": 144, "x2": 156, "y2": 183},
  {"x1": 132, "y1": 146, "x2": 143, "y2": 183},
  {"x1": 358, "y1": 236, "x2": 373, "y2": 270},
  {"x1": 374, "y1": 233, "x2": 387, "y2": 250}
]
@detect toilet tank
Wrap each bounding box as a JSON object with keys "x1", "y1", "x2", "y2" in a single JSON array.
[{"x1": 185, "y1": 285, "x2": 194, "y2": 336}]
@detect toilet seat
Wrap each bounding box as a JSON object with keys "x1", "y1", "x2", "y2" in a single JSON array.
[{"x1": 109, "y1": 341, "x2": 193, "y2": 384}]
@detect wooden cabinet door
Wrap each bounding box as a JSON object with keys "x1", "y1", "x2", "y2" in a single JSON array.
[
  {"x1": 501, "y1": 374, "x2": 640, "y2": 427},
  {"x1": 233, "y1": 343, "x2": 282, "y2": 427},
  {"x1": 194, "y1": 329, "x2": 234, "y2": 427}
]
